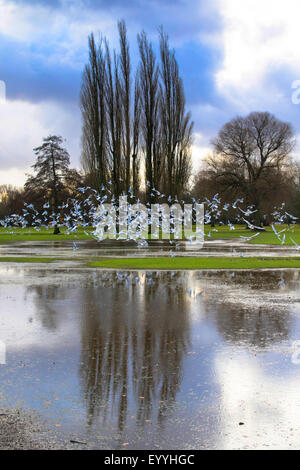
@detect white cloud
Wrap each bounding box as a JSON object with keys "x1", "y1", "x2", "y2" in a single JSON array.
[
  {"x1": 191, "y1": 132, "x2": 212, "y2": 171},
  {"x1": 216, "y1": 0, "x2": 300, "y2": 108},
  {"x1": 0, "y1": 98, "x2": 81, "y2": 187},
  {"x1": 190, "y1": 103, "x2": 229, "y2": 168},
  {"x1": 0, "y1": 167, "x2": 28, "y2": 187}
]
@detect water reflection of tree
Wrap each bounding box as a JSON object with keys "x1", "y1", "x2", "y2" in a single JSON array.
[
  {"x1": 211, "y1": 302, "x2": 291, "y2": 347},
  {"x1": 27, "y1": 284, "x2": 60, "y2": 330},
  {"x1": 203, "y1": 270, "x2": 296, "y2": 347},
  {"x1": 79, "y1": 272, "x2": 191, "y2": 431}
]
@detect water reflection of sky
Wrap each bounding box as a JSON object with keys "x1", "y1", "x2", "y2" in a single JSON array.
[{"x1": 0, "y1": 265, "x2": 300, "y2": 449}]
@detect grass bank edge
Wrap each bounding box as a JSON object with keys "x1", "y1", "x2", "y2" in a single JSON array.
[
  {"x1": 2, "y1": 256, "x2": 300, "y2": 269},
  {"x1": 0, "y1": 257, "x2": 55, "y2": 263},
  {"x1": 88, "y1": 256, "x2": 300, "y2": 270}
]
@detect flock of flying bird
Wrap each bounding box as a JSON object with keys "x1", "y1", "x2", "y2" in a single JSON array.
[
  {"x1": 1, "y1": 184, "x2": 298, "y2": 291},
  {"x1": 0, "y1": 184, "x2": 299, "y2": 249}
]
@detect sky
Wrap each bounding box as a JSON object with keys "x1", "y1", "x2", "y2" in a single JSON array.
[{"x1": 1, "y1": 0, "x2": 300, "y2": 187}]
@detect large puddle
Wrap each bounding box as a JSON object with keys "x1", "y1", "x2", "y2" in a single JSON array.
[
  {"x1": 1, "y1": 264, "x2": 300, "y2": 449},
  {"x1": 1, "y1": 239, "x2": 300, "y2": 259}
]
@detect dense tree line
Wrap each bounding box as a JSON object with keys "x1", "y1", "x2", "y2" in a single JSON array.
[
  {"x1": 0, "y1": 185, "x2": 24, "y2": 219},
  {"x1": 80, "y1": 21, "x2": 193, "y2": 201}
]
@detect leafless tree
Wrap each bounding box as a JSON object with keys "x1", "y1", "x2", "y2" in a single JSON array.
[
  {"x1": 80, "y1": 22, "x2": 193, "y2": 201},
  {"x1": 118, "y1": 20, "x2": 131, "y2": 193},
  {"x1": 137, "y1": 31, "x2": 162, "y2": 201},
  {"x1": 105, "y1": 40, "x2": 124, "y2": 197},
  {"x1": 80, "y1": 33, "x2": 107, "y2": 190},
  {"x1": 207, "y1": 111, "x2": 295, "y2": 223},
  {"x1": 159, "y1": 28, "x2": 193, "y2": 199},
  {"x1": 132, "y1": 72, "x2": 141, "y2": 196}
]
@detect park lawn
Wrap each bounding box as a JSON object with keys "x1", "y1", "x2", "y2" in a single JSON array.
[
  {"x1": 0, "y1": 224, "x2": 300, "y2": 246},
  {"x1": 0, "y1": 226, "x2": 94, "y2": 244},
  {"x1": 0, "y1": 256, "x2": 54, "y2": 263},
  {"x1": 205, "y1": 224, "x2": 300, "y2": 245},
  {"x1": 89, "y1": 256, "x2": 300, "y2": 270},
  {"x1": 1, "y1": 254, "x2": 300, "y2": 269}
]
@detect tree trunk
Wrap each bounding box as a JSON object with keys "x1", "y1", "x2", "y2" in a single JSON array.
[{"x1": 53, "y1": 224, "x2": 60, "y2": 235}]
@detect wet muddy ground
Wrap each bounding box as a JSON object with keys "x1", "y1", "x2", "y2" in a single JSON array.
[{"x1": 0, "y1": 243, "x2": 300, "y2": 449}]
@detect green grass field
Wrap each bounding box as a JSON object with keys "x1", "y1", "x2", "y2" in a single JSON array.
[
  {"x1": 88, "y1": 256, "x2": 300, "y2": 270},
  {"x1": 205, "y1": 224, "x2": 300, "y2": 245},
  {"x1": 0, "y1": 224, "x2": 299, "y2": 245},
  {"x1": 0, "y1": 226, "x2": 93, "y2": 244},
  {"x1": 0, "y1": 224, "x2": 299, "y2": 254},
  {"x1": 0, "y1": 255, "x2": 300, "y2": 269},
  {"x1": 0, "y1": 257, "x2": 54, "y2": 263}
]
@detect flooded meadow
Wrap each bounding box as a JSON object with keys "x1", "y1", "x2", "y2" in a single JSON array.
[{"x1": 0, "y1": 248, "x2": 300, "y2": 449}]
